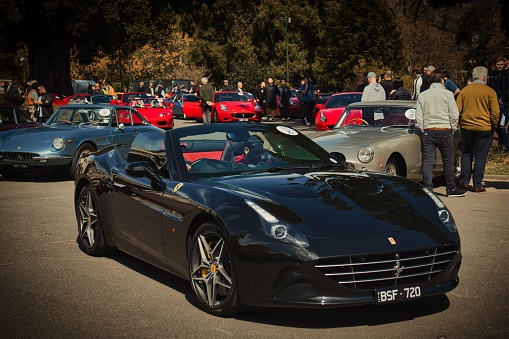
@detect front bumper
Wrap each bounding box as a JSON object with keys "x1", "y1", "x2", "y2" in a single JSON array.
[{"x1": 231, "y1": 234, "x2": 461, "y2": 309}]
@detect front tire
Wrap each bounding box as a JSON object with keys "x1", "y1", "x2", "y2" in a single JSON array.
[
  {"x1": 188, "y1": 222, "x2": 243, "y2": 316},
  {"x1": 75, "y1": 185, "x2": 111, "y2": 256},
  {"x1": 384, "y1": 156, "x2": 400, "y2": 176},
  {"x1": 70, "y1": 143, "x2": 95, "y2": 179}
]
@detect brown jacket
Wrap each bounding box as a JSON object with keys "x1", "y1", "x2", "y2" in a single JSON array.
[{"x1": 456, "y1": 82, "x2": 499, "y2": 131}]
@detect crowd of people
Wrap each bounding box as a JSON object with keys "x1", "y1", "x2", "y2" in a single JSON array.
[{"x1": 2, "y1": 78, "x2": 54, "y2": 123}]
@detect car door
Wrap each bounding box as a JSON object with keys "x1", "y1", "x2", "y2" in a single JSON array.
[
  {"x1": 182, "y1": 95, "x2": 202, "y2": 119},
  {"x1": 109, "y1": 107, "x2": 144, "y2": 146},
  {"x1": 105, "y1": 131, "x2": 169, "y2": 260}
]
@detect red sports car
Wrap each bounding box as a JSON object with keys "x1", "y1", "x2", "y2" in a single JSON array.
[
  {"x1": 166, "y1": 93, "x2": 202, "y2": 120},
  {"x1": 314, "y1": 92, "x2": 362, "y2": 131},
  {"x1": 111, "y1": 92, "x2": 155, "y2": 106},
  {"x1": 0, "y1": 105, "x2": 42, "y2": 131},
  {"x1": 211, "y1": 91, "x2": 263, "y2": 123},
  {"x1": 128, "y1": 98, "x2": 174, "y2": 129}
]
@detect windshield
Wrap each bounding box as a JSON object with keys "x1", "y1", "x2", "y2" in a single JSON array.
[
  {"x1": 170, "y1": 124, "x2": 339, "y2": 177},
  {"x1": 325, "y1": 93, "x2": 362, "y2": 108},
  {"x1": 214, "y1": 93, "x2": 250, "y2": 102},
  {"x1": 335, "y1": 105, "x2": 416, "y2": 128},
  {"x1": 128, "y1": 98, "x2": 166, "y2": 108}
]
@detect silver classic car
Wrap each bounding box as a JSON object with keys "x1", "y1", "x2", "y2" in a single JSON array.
[{"x1": 311, "y1": 101, "x2": 462, "y2": 181}]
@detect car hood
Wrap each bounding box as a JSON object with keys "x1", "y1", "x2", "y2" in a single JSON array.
[
  {"x1": 208, "y1": 170, "x2": 444, "y2": 239},
  {"x1": 0, "y1": 125, "x2": 101, "y2": 143},
  {"x1": 311, "y1": 127, "x2": 410, "y2": 149},
  {"x1": 218, "y1": 102, "x2": 255, "y2": 110}
]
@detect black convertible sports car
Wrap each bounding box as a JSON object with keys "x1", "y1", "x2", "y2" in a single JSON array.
[{"x1": 74, "y1": 123, "x2": 461, "y2": 316}]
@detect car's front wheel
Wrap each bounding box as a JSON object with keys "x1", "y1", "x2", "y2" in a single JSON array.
[
  {"x1": 384, "y1": 156, "x2": 400, "y2": 176},
  {"x1": 188, "y1": 222, "x2": 243, "y2": 316},
  {"x1": 75, "y1": 185, "x2": 111, "y2": 256}
]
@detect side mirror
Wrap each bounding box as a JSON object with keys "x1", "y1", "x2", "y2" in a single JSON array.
[
  {"x1": 330, "y1": 151, "x2": 347, "y2": 166},
  {"x1": 118, "y1": 123, "x2": 125, "y2": 130},
  {"x1": 125, "y1": 161, "x2": 166, "y2": 191}
]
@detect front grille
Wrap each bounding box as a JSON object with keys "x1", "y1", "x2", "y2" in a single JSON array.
[
  {"x1": 0, "y1": 152, "x2": 38, "y2": 162},
  {"x1": 232, "y1": 113, "x2": 255, "y2": 118},
  {"x1": 315, "y1": 245, "x2": 458, "y2": 290}
]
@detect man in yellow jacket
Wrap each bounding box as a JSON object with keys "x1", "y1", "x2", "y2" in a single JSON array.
[{"x1": 456, "y1": 66, "x2": 500, "y2": 193}]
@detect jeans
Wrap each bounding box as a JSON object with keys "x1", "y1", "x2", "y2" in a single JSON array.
[
  {"x1": 302, "y1": 100, "x2": 314, "y2": 121},
  {"x1": 422, "y1": 129, "x2": 456, "y2": 193},
  {"x1": 460, "y1": 128, "x2": 493, "y2": 188}
]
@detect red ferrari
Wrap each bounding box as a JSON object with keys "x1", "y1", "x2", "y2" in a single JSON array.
[
  {"x1": 128, "y1": 98, "x2": 174, "y2": 129},
  {"x1": 211, "y1": 91, "x2": 263, "y2": 123},
  {"x1": 314, "y1": 92, "x2": 362, "y2": 131},
  {"x1": 111, "y1": 92, "x2": 155, "y2": 106}
]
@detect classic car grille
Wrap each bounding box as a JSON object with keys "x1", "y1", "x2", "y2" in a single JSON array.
[
  {"x1": 0, "y1": 152, "x2": 38, "y2": 162},
  {"x1": 315, "y1": 245, "x2": 458, "y2": 290}
]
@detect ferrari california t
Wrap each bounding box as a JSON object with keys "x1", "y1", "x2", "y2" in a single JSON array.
[
  {"x1": 211, "y1": 91, "x2": 263, "y2": 123},
  {"x1": 74, "y1": 123, "x2": 461, "y2": 316}
]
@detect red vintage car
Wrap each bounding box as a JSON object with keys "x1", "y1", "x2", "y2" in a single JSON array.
[
  {"x1": 127, "y1": 98, "x2": 174, "y2": 129},
  {"x1": 314, "y1": 92, "x2": 362, "y2": 131},
  {"x1": 211, "y1": 91, "x2": 263, "y2": 123},
  {"x1": 0, "y1": 105, "x2": 42, "y2": 131}
]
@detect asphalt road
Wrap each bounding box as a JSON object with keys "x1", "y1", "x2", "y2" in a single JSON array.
[{"x1": 1, "y1": 118, "x2": 508, "y2": 338}]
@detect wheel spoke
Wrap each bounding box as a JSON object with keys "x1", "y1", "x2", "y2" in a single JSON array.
[{"x1": 78, "y1": 191, "x2": 97, "y2": 247}]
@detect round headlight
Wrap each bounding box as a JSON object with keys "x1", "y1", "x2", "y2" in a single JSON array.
[
  {"x1": 52, "y1": 137, "x2": 65, "y2": 150},
  {"x1": 357, "y1": 145, "x2": 374, "y2": 163}
]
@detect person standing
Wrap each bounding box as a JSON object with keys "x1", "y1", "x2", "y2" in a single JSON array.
[
  {"x1": 26, "y1": 81, "x2": 39, "y2": 120},
  {"x1": 420, "y1": 65, "x2": 435, "y2": 93},
  {"x1": 380, "y1": 70, "x2": 393, "y2": 99},
  {"x1": 136, "y1": 81, "x2": 146, "y2": 92},
  {"x1": 416, "y1": 71, "x2": 466, "y2": 197},
  {"x1": 236, "y1": 81, "x2": 244, "y2": 94},
  {"x1": 389, "y1": 78, "x2": 411, "y2": 100},
  {"x1": 441, "y1": 69, "x2": 461, "y2": 97},
  {"x1": 189, "y1": 80, "x2": 199, "y2": 94},
  {"x1": 487, "y1": 57, "x2": 508, "y2": 152},
  {"x1": 155, "y1": 83, "x2": 165, "y2": 99},
  {"x1": 300, "y1": 77, "x2": 315, "y2": 126},
  {"x1": 33, "y1": 84, "x2": 53, "y2": 124},
  {"x1": 4, "y1": 77, "x2": 24, "y2": 107},
  {"x1": 279, "y1": 79, "x2": 291, "y2": 121},
  {"x1": 263, "y1": 77, "x2": 279, "y2": 122},
  {"x1": 147, "y1": 81, "x2": 156, "y2": 96},
  {"x1": 361, "y1": 72, "x2": 386, "y2": 102},
  {"x1": 253, "y1": 81, "x2": 266, "y2": 120},
  {"x1": 198, "y1": 77, "x2": 214, "y2": 124},
  {"x1": 412, "y1": 68, "x2": 423, "y2": 100},
  {"x1": 221, "y1": 80, "x2": 232, "y2": 91},
  {"x1": 456, "y1": 66, "x2": 500, "y2": 192}
]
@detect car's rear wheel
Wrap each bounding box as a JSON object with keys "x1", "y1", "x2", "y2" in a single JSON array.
[
  {"x1": 70, "y1": 143, "x2": 95, "y2": 179},
  {"x1": 76, "y1": 185, "x2": 111, "y2": 256},
  {"x1": 188, "y1": 222, "x2": 243, "y2": 316},
  {"x1": 384, "y1": 157, "x2": 400, "y2": 176}
]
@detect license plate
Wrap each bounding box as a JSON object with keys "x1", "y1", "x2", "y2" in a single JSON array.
[
  {"x1": 239, "y1": 118, "x2": 248, "y2": 122},
  {"x1": 13, "y1": 164, "x2": 28, "y2": 168},
  {"x1": 375, "y1": 285, "x2": 422, "y2": 304}
]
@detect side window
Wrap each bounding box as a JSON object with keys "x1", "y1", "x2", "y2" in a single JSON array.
[
  {"x1": 131, "y1": 109, "x2": 145, "y2": 126},
  {"x1": 127, "y1": 131, "x2": 168, "y2": 178},
  {"x1": 116, "y1": 109, "x2": 131, "y2": 125}
]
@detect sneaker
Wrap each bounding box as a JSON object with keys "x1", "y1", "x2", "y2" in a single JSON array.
[
  {"x1": 447, "y1": 188, "x2": 467, "y2": 197},
  {"x1": 305, "y1": 118, "x2": 310, "y2": 126}
]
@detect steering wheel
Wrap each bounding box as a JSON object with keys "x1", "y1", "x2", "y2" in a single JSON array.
[
  {"x1": 190, "y1": 159, "x2": 234, "y2": 172},
  {"x1": 347, "y1": 118, "x2": 369, "y2": 126}
]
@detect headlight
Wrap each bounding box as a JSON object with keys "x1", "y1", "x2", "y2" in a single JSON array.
[
  {"x1": 52, "y1": 137, "x2": 65, "y2": 150},
  {"x1": 220, "y1": 104, "x2": 228, "y2": 111},
  {"x1": 357, "y1": 145, "x2": 374, "y2": 163},
  {"x1": 423, "y1": 188, "x2": 457, "y2": 232},
  {"x1": 246, "y1": 200, "x2": 308, "y2": 247},
  {"x1": 290, "y1": 100, "x2": 298, "y2": 106}
]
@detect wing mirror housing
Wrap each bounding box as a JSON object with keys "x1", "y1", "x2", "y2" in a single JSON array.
[{"x1": 125, "y1": 161, "x2": 166, "y2": 191}]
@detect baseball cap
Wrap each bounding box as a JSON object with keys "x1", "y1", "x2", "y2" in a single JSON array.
[{"x1": 367, "y1": 72, "x2": 377, "y2": 78}]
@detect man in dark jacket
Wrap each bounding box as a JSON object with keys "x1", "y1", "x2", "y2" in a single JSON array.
[
  {"x1": 253, "y1": 81, "x2": 266, "y2": 120},
  {"x1": 279, "y1": 79, "x2": 291, "y2": 121},
  {"x1": 198, "y1": 77, "x2": 214, "y2": 124},
  {"x1": 389, "y1": 78, "x2": 411, "y2": 100},
  {"x1": 33, "y1": 85, "x2": 53, "y2": 124}
]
